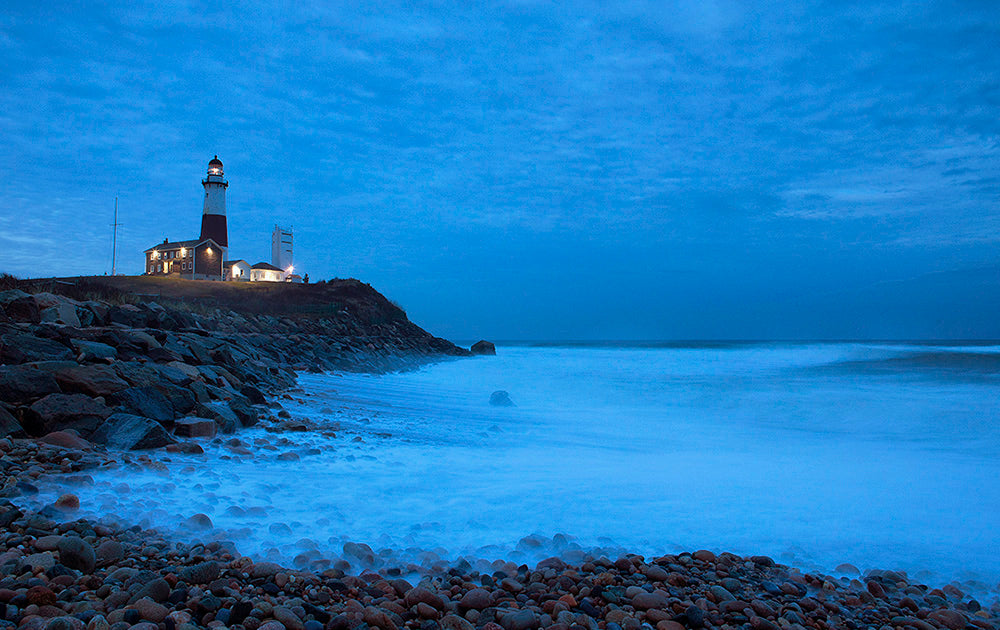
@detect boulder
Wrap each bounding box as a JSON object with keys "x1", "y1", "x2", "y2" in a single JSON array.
[
  {"x1": 152, "y1": 382, "x2": 196, "y2": 416},
  {"x1": 81, "y1": 301, "x2": 109, "y2": 325},
  {"x1": 489, "y1": 390, "x2": 515, "y2": 407},
  {"x1": 470, "y1": 340, "x2": 497, "y2": 356},
  {"x1": 75, "y1": 305, "x2": 95, "y2": 327},
  {"x1": 195, "y1": 401, "x2": 240, "y2": 433},
  {"x1": 70, "y1": 339, "x2": 117, "y2": 362},
  {"x1": 33, "y1": 294, "x2": 82, "y2": 327},
  {"x1": 0, "y1": 365, "x2": 61, "y2": 405},
  {"x1": 174, "y1": 417, "x2": 217, "y2": 438},
  {"x1": 166, "y1": 361, "x2": 201, "y2": 381},
  {"x1": 39, "y1": 303, "x2": 81, "y2": 327},
  {"x1": 0, "y1": 288, "x2": 32, "y2": 306},
  {"x1": 0, "y1": 331, "x2": 72, "y2": 363},
  {"x1": 56, "y1": 536, "x2": 96, "y2": 573},
  {"x1": 240, "y1": 384, "x2": 267, "y2": 404},
  {"x1": 0, "y1": 405, "x2": 23, "y2": 438},
  {"x1": 90, "y1": 413, "x2": 175, "y2": 450},
  {"x1": 153, "y1": 363, "x2": 194, "y2": 386},
  {"x1": 1, "y1": 290, "x2": 40, "y2": 323},
  {"x1": 107, "y1": 304, "x2": 149, "y2": 328},
  {"x1": 54, "y1": 365, "x2": 129, "y2": 397},
  {"x1": 458, "y1": 588, "x2": 493, "y2": 611},
  {"x1": 40, "y1": 431, "x2": 91, "y2": 450},
  {"x1": 109, "y1": 386, "x2": 176, "y2": 423},
  {"x1": 112, "y1": 361, "x2": 163, "y2": 388},
  {"x1": 227, "y1": 394, "x2": 259, "y2": 427},
  {"x1": 25, "y1": 393, "x2": 113, "y2": 437}
]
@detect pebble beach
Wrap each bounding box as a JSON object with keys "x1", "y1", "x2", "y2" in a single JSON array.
[{"x1": 2, "y1": 417, "x2": 1000, "y2": 630}]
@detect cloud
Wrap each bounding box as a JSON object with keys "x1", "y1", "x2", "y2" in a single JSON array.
[{"x1": 0, "y1": 1, "x2": 998, "y2": 337}]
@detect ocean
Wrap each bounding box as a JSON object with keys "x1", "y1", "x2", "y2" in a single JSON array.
[{"x1": 16, "y1": 342, "x2": 1000, "y2": 597}]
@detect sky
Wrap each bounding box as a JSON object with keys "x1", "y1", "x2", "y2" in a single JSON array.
[{"x1": 1, "y1": 1, "x2": 998, "y2": 340}]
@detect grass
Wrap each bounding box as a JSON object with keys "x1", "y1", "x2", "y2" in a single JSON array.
[{"x1": 10, "y1": 275, "x2": 409, "y2": 325}]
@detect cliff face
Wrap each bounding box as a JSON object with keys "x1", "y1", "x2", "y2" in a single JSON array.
[{"x1": 0, "y1": 276, "x2": 468, "y2": 447}]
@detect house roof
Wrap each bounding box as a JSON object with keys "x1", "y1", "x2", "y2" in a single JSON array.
[
  {"x1": 144, "y1": 237, "x2": 222, "y2": 253},
  {"x1": 251, "y1": 262, "x2": 284, "y2": 271},
  {"x1": 224, "y1": 259, "x2": 248, "y2": 268}
]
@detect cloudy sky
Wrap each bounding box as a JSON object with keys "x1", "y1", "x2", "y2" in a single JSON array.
[{"x1": 1, "y1": 1, "x2": 998, "y2": 339}]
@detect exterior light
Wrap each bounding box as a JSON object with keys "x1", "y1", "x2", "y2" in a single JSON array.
[
  {"x1": 206, "y1": 247, "x2": 213, "y2": 254},
  {"x1": 287, "y1": 266, "x2": 294, "y2": 273},
  {"x1": 180, "y1": 248, "x2": 186, "y2": 256}
]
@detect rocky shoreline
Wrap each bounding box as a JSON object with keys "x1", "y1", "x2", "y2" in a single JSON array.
[
  {"x1": 1, "y1": 278, "x2": 467, "y2": 448},
  {"x1": 2, "y1": 278, "x2": 999, "y2": 630},
  {"x1": 0, "y1": 438, "x2": 996, "y2": 630}
]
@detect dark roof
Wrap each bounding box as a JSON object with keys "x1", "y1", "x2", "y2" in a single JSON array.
[
  {"x1": 224, "y1": 259, "x2": 248, "y2": 268},
  {"x1": 251, "y1": 262, "x2": 284, "y2": 271},
  {"x1": 209, "y1": 155, "x2": 223, "y2": 166},
  {"x1": 144, "y1": 237, "x2": 221, "y2": 253}
]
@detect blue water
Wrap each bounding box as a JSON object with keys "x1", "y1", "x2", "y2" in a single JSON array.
[{"x1": 17, "y1": 342, "x2": 1000, "y2": 596}]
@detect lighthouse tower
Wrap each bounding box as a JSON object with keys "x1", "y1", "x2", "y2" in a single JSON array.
[{"x1": 200, "y1": 156, "x2": 228, "y2": 248}]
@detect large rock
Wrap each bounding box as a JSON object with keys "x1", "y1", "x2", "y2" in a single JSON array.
[
  {"x1": 70, "y1": 339, "x2": 117, "y2": 362},
  {"x1": 470, "y1": 340, "x2": 496, "y2": 356},
  {"x1": 195, "y1": 401, "x2": 240, "y2": 433},
  {"x1": 54, "y1": 365, "x2": 129, "y2": 397},
  {"x1": 33, "y1": 293, "x2": 82, "y2": 327},
  {"x1": 174, "y1": 417, "x2": 217, "y2": 438},
  {"x1": 152, "y1": 382, "x2": 196, "y2": 416},
  {"x1": 0, "y1": 331, "x2": 72, "y2": 363},
  {"x1": 39, "y1": 304, "x2": 81, "y2": 327},
  {"x1": 107, "y1": 304, "x2": 149, "y2": 328},
  {"x1": 109, "y1": 386, "x2": 176, "y2": 423},
  {"x1": 153, "y1": 363, "x2": 194, "y2": 386},
  {"x1": 0, "y1": 289, "x2": 32, "y2": 306},
  {"x1": 25, "y1": 393, "x2": 113, "y2": 437},
  {"x1": 1, "y1": 290, "x2": 40, "y2": 323},
  {"x1": 458, "y1": 588, "x2": 492, "y2": 611},
  {"x1": 0, "y1": 365, "x2": 61, "y2": 405},
  {"x1": 0, "y1": 405, "x2": 23, "y2": 438},
  {"x1": 40, "y1": 431, "x2": 91, "y2": 449},
  {"x1": 240, "y1": 384, "x2": 267, "y2": 404},
  {"x1": 56, "y1": 536, "x2": 96, "y2": 573},
  {"x1": 489, "y1": 390, "x2": 515, "y2": 407},
  {"x1": 90, "y1": 413, "x2": 175, "y2": 450},
  {"x1": 227, "y1": 394, "x2": 259, "y2": 427},
  {"x1": 112, "y1": 361, "x2": 163, "y2": 388}
]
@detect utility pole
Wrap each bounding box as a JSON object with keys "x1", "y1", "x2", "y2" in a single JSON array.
[{"x1": 111, "y1": 197, "x2": 123, "y2": 276}]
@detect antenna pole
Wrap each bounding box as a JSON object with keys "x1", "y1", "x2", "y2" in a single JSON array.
[{"x1": 111, "y1": 197, "x2": 122, "y2": 276}]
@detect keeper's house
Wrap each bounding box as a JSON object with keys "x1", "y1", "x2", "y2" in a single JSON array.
[{"x1": 144, "y1": 238, "x2": 224, "y2": 280}]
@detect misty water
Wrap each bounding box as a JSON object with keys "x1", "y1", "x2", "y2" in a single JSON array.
[{"x1": 17, "y1": 343, "x2": 1000, "y2": 597}]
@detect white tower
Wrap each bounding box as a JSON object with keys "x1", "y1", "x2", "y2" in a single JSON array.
[
  {"x1": 271, "y1": 225, "x2": 293, "y2": 271},
  {"x1": 200, "y1": 156, "x2": 228, "y2": 248}
]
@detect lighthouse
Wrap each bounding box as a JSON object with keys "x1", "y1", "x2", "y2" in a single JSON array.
[{"x1": 200, "y1": 156, "x2": 228, "y2": 248}]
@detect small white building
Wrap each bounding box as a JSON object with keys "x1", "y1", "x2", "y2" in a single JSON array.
[
  {"x1": 250, "y1": 262, "x2": 286, "y2": 282},
  {"x1": 224, "y1": 259, "x2": 251, "y2": 281}
]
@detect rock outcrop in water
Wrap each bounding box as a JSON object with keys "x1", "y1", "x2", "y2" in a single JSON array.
[
  {"x1": 470, "y1": 341, "x2": 496, "y2": 356},
  {"x1": 0, "y1": 277, "x2": 467, "y2": 447}
]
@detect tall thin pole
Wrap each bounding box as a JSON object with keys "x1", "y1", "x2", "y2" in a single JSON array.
[{"x1": 111, "y1": 197, "x2": 120, "y2": 276}]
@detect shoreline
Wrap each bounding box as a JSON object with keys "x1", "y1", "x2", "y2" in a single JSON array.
[
  {"x1": 1, "y1": 433, "x2": 997, "y2": 630},
  {"x1": 3, "y1": 395, "x2": 999, "y2": 629}
]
